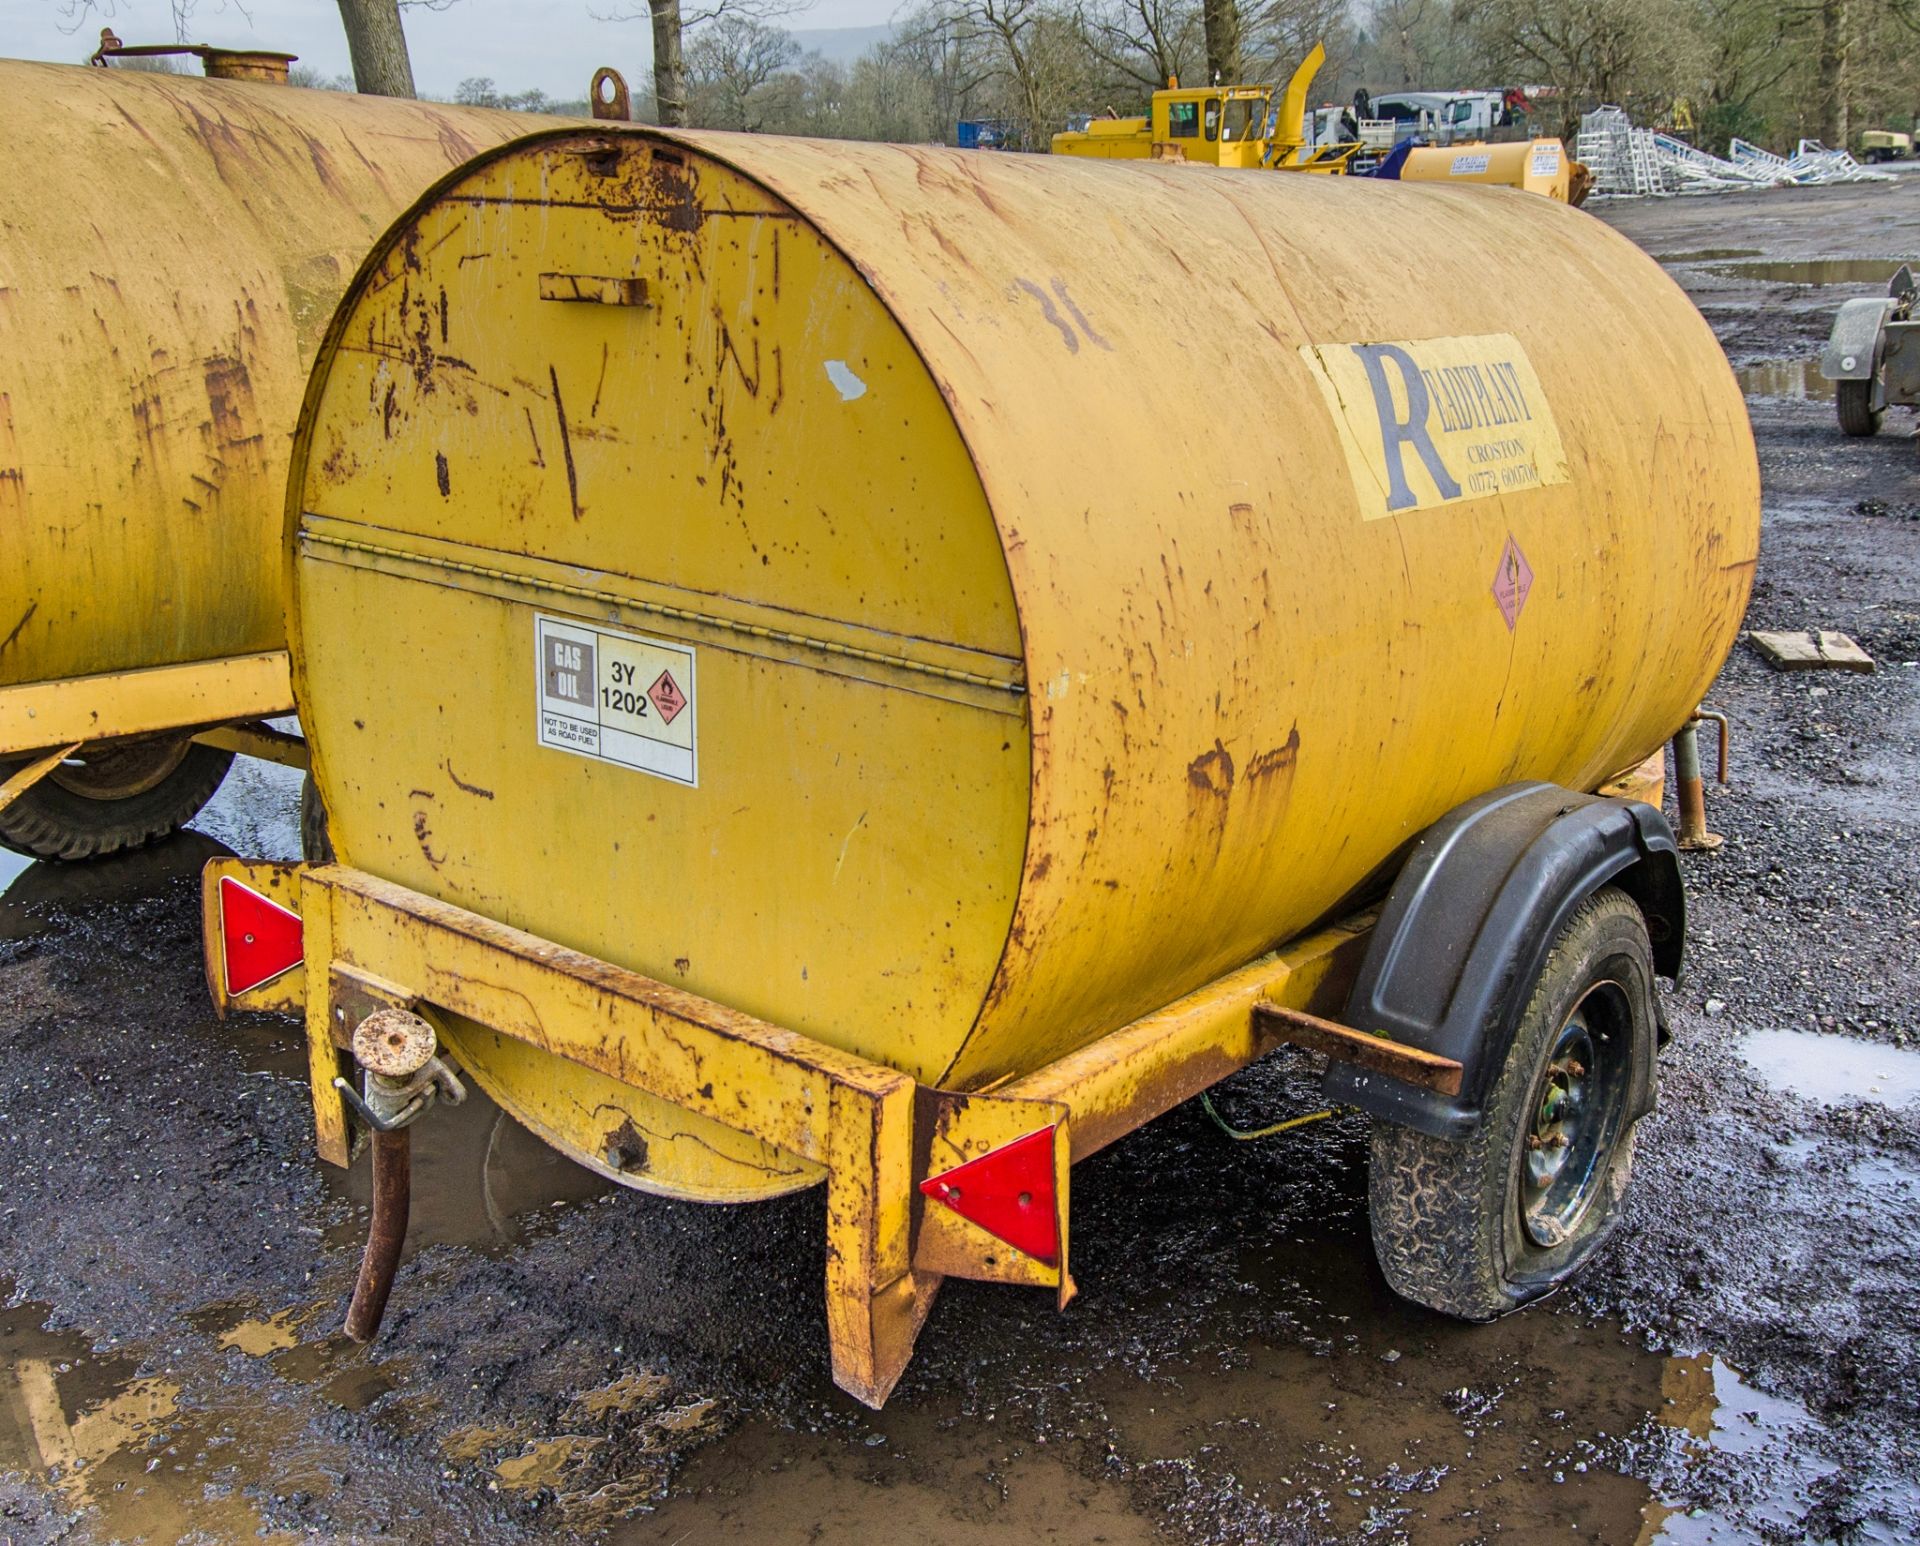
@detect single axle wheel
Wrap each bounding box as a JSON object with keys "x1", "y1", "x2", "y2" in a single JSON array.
[
  {"x1": 1836, "y1": 378, "x2": 1883, "y2": 437},
  {"x1": 300, "y1": 772, "x2": 335, "y2": 863},
  {"x1": 1368, "y1": 885, "x2": 1657, "y2": 1320},
  {"x1": 0, "y1": 736, "x2": 234, "y2": 861}
]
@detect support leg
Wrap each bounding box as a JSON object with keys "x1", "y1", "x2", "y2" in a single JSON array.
[{"x1": 823, "y1": 1074, "x2": 941, "y2": 1407}]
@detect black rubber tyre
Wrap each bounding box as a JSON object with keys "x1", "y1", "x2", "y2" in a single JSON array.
[
  {"x1": 300, "y1": 772, "x2": 335, "y2": 863},
  {"x1": 1367, "y1": 885, "x2": 1657, "y2": 1321},
  {"x1": 0, "y1": 737, "x2": 235, "y2": 862},
  {"x1": 1837, "y1": 378, "x2": 1883, "y2": 437}
]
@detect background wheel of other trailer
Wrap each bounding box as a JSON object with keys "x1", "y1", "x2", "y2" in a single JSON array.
[
  {"x1": 1836, "y1": 378, "x2": 1882, "y2": 437},
  {"x1": 1367, "y1": 885, "x2": 1656, "y2": 1321},
  {"x1": 300, "y1": 772, "x2": 334, "y2": 863},
  {"x1": 0, "y1": 738, "x2": 234, "y2": 862}
]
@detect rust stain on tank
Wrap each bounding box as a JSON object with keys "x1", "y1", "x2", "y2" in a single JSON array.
[
  {"x1": 411, "y1": 807, "x2": 445, "y2": 868},
  {"x1": 0, "y1": 600, "x2": 36, "y2": 660},
  {"x1": 641, "y1": 149, "x2": 704, "y2": 235},
  {"x1": 548, "y1": 365, "x2": 583, "y2": 520},
  {"x1": 1246, "y1": 726, "x2": 1300, "y2": 783},
  {"x1": 603, "y1": 1118, "x2": 649, "y2": 1171},
  {"x1": 445, "y1": 759, "x2": 494, "y2": 799},
  {"x1": 202, "y1": 354, "x2": 254, "y2": 446},
  {"x1": 1187, "y1": 740, "x2": 1235, "y2": 797}
]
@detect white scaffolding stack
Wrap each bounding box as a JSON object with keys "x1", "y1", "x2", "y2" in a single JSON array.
[{"x1": 1578, "y1": 109, "x2": 1896, "y2": 199}]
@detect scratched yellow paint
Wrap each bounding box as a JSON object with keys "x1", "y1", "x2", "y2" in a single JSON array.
[
  {"x1": 289, "y1": 129, "x2": 1758, "y2": 1200},
  {"x1": 0, "y1": 60, "x2": 542, "y2": 749}
]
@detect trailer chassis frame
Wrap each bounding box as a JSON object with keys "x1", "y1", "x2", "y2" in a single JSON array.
[{"x1": 201, "y1": 857, "x2": 1455, "y2": 1406}]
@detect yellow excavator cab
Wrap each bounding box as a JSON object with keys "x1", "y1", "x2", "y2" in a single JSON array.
[
  {"x1": 1052, "y1": 84, "x2": 1274, "y2": 166},
  {"x1": 1051, "y1": 44, "x2": 1359, "y2": 173}
]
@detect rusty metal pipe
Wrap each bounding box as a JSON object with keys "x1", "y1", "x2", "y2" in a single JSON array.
[
  {"x1": 1696, "y1": 708, "x2": 1731, "y2": 784},
  {"x1": 1673, "y1": 720, "x2": 1724, "y2": 852},
  {"x1": 344, "y1": 1127, "x2": 411, "y2": 1343}
]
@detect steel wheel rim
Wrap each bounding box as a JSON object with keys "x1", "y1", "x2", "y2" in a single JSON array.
[
  {"x1": 49, "y1": 738, "x2": 191, "y2": 801},
  {"x1": 1519, "y1": 981, "x2": 1632, "y2": 1249}
]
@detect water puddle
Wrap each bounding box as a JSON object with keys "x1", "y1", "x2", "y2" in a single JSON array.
[
  {"x1": 0, "y1": 1287, "x2": 309, "y2": 1545},
  {"x1": 1645, "y1": 1354, "x2": 1831, "y2": 1542},
  {"x1": 318, "y1": 1077, "x2": 612, "y2": 1259},
  {"x1": 1710, "y1": 258, "x2": 1911, "y2": 285},
  {"x1": 1642, "y1": 1353, "x2": 1916, "y2": 1542},
  {"x1": 622, "y1": 1411, "x2": 1162, "y2": 1546},
  {"x1": 1658, "y1": 248, "x2": 1763, "y2": 263},
  {"x1": 1738, "y1": 1027, "x2": 1920, "y2": 1106},
  {"x1": 0, "y1": 830, "x2": 231, "y2": 944},
  {"x1": 1735, "y1": 358, "x2": 1835, "y2": 400}
]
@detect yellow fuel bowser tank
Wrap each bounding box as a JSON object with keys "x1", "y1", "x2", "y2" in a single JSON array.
[
  {"x1": 226, "y1": 125, "x2": 1757, "y2": 1404},
  {"x1": 0, "y1": 59, "x2": 537, "y2": 859},
  {"x1": 1394, "y1": 138, "x2": 1579, "y2": 201}
]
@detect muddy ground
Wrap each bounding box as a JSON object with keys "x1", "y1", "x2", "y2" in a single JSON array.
[{"x1": 4, "y1": 173, "x2": 1920, "y2": 1546}]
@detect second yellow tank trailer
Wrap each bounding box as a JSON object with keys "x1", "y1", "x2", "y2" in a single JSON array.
[
  {"x1": 203, "y1": 124, "x2": 1758, "y2": 1406},
  {"x1": 0, "y1": 53, "x2": 540, "y2": 859}
]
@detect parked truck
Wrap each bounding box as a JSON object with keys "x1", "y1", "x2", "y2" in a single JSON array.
[{"x1": 204, "y1": 123, "x2": 1758, "y2": 1408}]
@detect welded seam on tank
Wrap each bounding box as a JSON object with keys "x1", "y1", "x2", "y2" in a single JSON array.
[{"x1": 299, "y1": 529, "x2": 1027, "y2": 696}]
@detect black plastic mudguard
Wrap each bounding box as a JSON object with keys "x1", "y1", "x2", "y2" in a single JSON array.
[{"x1": 1326, "y1": 782, "x2": 1684, "y2": 1140}]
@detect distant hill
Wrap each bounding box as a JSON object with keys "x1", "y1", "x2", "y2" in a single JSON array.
[{"x1": 788, "y1": 24, "x2": 893, "y2": 62}]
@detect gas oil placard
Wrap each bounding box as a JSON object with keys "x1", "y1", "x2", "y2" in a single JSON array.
[
  {"x1": 535, "y1": 614, "x2": 697, "y2": 787},
  {"x1": 1300, "y1": 334, "x2": 1569, "y2": 520}
]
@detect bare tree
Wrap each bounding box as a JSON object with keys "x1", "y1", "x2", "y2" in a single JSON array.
[
  {"x1": 688, "y1": 15, "x2": 802, "y2": 127},
  {"x1": 600, "y1": 0, "x2": 812, "y2": 127},
  {"x1": 1201, "y1": 0, "x2": 1240, "y2": 81},
  {"x1": 1080, "y1": 0, "x2": 1202, "y2": 89},
  {"x1": 1354, "y1": 0, "x2": 1472, "y2": 89},
  {"x1": 55, "y1": 0, "x2": 208, "y2": 45},
  {"x1": 1240, "y1": 0, "x2": 1349, "y2": 84},
  {"x1": 911, "y1": 0, "x2": 1100, "y2": 147},
  {"x1": 337, "y1": 0, "x2": 419, "y2": 96},
  {"x1": 1461, "y1": 0, "x2": 1705, "y2": 138},
  {"x1": 892, "y1": 2, "x2": 1001, "y2": 132}
]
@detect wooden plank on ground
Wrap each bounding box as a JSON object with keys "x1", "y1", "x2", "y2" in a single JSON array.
[{"x1": 1747, "y1": 629, "x2": 1875, "y2": 673}]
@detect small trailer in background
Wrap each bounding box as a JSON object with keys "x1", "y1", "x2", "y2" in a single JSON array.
[{"x1": 1822, "y1": 265, "x2": 1918, "y2": 437}]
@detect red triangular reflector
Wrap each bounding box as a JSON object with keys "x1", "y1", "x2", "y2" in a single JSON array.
[
  {"x1": 220, "y1": 876, "x2": 303, "y2": 995},
  {"x1": 918, "y1": 1126, "x2": 1059, "y2": 1263}
]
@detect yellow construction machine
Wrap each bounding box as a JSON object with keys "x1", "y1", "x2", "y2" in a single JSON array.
[
  {"x1": 1051, "y1": 43, "x2": 1357, "y2": 171},
  {"x1": 1051, "y1": 43, "x2": 1583, "y2": 201}
]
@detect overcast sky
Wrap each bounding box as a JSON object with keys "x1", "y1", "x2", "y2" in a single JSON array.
[{"x1": 0, "y1": 0, "x2": 895, "y2": 99}]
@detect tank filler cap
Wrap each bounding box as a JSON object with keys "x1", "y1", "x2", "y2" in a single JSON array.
[
  {"x1": 90, "y1": 29, "x2": 298, "y2": 85},
  {"x1": 352, "y1": 1008, "x2": 438, "y2": 1080}
]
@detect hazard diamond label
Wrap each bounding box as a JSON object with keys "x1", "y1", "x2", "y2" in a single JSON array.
[
  {"x1": 1492, "y1": 534, "x2": 1534, "y2": 631},
  {"x1": 535, "y1": 614, "x2": 698, "y2": 787},
  {"x1": 648, "y1": 669, "x2": 688, "y2": 726}
]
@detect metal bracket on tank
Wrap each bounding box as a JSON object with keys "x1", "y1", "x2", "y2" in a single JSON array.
[{"x1": 589, "y1": 67, "x2": 632, "y2": 121}]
